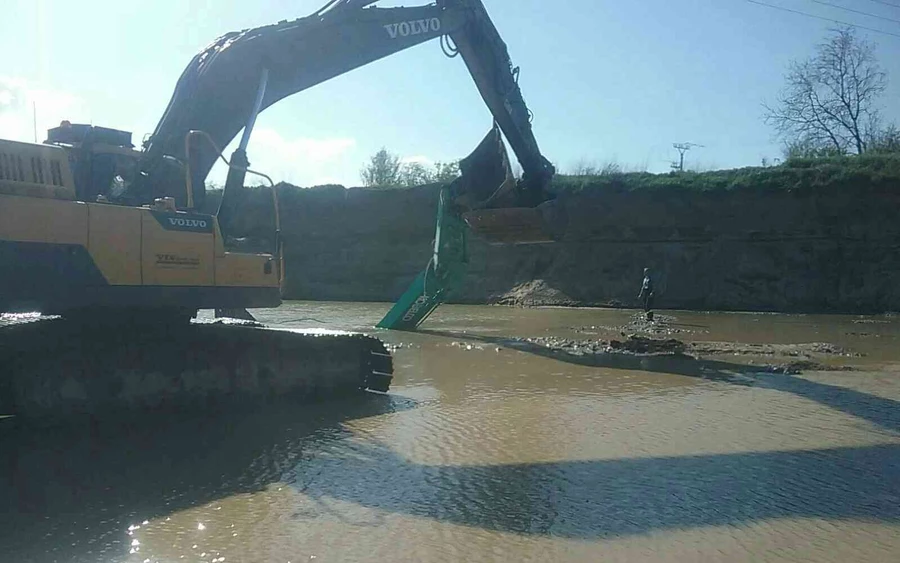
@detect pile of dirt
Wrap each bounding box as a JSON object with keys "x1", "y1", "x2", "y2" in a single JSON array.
[{"x1": 492, "y1": 279, "x2": 577, "y2": 307}]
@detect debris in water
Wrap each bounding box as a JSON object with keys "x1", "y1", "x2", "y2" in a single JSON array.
[
  {"x1": 609, "y1": 335, "x2": 686, "y2": 355},
  {"x1": 765, "y1": 361, "x2": 856, "y2": 374}
]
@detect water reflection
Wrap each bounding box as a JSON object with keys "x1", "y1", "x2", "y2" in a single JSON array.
[
  {"x1": 421, "y1": 329, "x2": 900, "y2": 433},
  {"x1": 0, "y1": 395, "x2": 412, "y2": 562},
  {"x1": 4, "y1": 303, "x2": 900, "y2": 562},
  {"x1": 2, "y1": 393, "x2": 899, "y2": 563},
  {"x1": 295, "y1": 437, "x2": 900, "y2": 538}
]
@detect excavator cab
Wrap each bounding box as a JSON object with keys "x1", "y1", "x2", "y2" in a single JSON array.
[{"x1": 44, "y1": 122, "x2": 141, "y2": 203}]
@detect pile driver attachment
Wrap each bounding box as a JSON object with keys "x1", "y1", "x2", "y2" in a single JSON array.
[{"x1": 377, "y1": 124, "x2": 558, "y2": 330}]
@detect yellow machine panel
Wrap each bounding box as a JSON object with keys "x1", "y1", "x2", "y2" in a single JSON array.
[
  {"x1": 141, "y1": 212, "x2": 215, "y2": 287},
  {"x1": 215, "y1": 252, "x2": 279, "y2": 288},
  {"x1": 0, "y1": 139, "x2": 76, "y2": 200},
  {"x1": 0, "y1": 194, "x2": 87, "y2": 245},
  {"x1": 88, "y1": 203, "x2": 142, "y2": 285}
]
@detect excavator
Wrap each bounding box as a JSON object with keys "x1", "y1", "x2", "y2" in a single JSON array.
[{"x1": 0, "y1": 0, "x2": 558, "y2": 408}]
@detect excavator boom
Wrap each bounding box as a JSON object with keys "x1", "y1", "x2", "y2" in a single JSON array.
[{"x1": 130, "y1": 0, "x2": 555, "y2": 217}]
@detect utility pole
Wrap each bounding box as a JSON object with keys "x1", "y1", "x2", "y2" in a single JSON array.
[
  {"x1": 33, "y1": 102, "x2": 37, "y2": 143},
  {"x1": 671, "y1": 142, "x2": 703, "y2": 172}
]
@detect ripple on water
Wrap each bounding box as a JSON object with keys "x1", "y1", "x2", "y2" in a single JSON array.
[{"x1": 3, "y1": 303, "x2": 900, "y2": 562}]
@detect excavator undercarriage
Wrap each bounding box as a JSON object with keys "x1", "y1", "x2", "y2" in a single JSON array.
[{"x1": 0, "y1": 0, "x2": 559, "y2": 419}]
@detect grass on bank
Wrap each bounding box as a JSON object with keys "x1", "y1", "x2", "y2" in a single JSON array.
[
  {"x1": 205, "y1": 154, "x2": 900, "y2": 198},
  {"x1": 550, "y1": 154, "x2": 900, "y2": 195}
]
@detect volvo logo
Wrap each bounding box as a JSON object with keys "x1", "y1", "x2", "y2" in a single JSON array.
[
  {"x1": 384, "y1": 18, "x2": 441, "y2": 39},
  {"x1": 402, "y1": 295, "x2": 430, "y2": 323},
  {"x1": 168, "y1": 217, "x2": 208, "y2": 228}
]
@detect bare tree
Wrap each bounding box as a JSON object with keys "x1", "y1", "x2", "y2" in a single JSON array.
[
  {"x1": 764, "y1": 27, "x2": 887, "y2": 155},
  {"x1": 360, "y1": 148, "x2": 401, "y2": 188}
]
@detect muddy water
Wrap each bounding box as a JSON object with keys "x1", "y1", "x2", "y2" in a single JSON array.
[{"x1": 3, "y1": 303, "x2": 900, "y2": 562}]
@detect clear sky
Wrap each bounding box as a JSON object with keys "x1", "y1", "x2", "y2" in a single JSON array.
[{"x1": 2, "y1": 0, "x2": 899, "y2": 187}]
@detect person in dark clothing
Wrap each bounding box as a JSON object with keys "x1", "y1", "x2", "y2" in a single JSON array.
[{"x1": 638, "y1": 267, "x2": 655, "y2": 321}]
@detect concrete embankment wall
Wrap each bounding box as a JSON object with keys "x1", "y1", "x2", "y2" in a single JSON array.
[
  {"x1": 222, "y1": 161, "x2": 900, "y2": 313},
  {"x1": 0, "y1": 319, "x2": 392, "y2": 421}
]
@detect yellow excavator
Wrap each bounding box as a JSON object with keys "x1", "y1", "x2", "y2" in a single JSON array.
[
  {"x1": 0, "y1": 0, "x2": 558, "y2": 405},
  {"x1": 0, "y1": 0, "x2": 556, "y2": 323}
]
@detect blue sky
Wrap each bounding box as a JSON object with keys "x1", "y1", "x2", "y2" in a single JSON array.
[{"x1": 2, "y1": 0, "x2": 899, "y2": 186}]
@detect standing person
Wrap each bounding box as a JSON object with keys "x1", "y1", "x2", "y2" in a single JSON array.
[{"x1": 638, "y1": 267, "x2": 655, "y2": 321}]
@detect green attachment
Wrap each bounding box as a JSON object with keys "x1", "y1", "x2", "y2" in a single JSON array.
[{"x1": 377, "y1": 188, "x2": 468, "y2": 331}]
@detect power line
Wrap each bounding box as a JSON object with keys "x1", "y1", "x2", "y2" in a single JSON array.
[
  {"x1": 807, "y1": 0, "x2": 900, "y2": 25},
  {"x1": 745, "y1": 0, "x2": 900, "y2": 39},
  {"x1": 865, "y1": 0, "x2": 900, "y2": 10}
]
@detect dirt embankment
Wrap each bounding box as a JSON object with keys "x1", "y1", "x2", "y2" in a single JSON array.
[{"x1": 215, "y1": 161, "x2": 900, "y2": 313}]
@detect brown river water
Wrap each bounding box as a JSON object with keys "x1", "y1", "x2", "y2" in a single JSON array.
[{"x1": 3, "y1": 303, "x2": 900, "y2": 562}]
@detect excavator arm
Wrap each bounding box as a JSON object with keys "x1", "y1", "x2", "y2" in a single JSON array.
[
  {"x1": 129, "y1": 0, "x2": 555, "y2": 217},
  {"x1": 123, "y1": 0, "x2": 559, "y2": 331},
  {"x1": 445, "y1": 0, "x2": 555, "y2": 206}
]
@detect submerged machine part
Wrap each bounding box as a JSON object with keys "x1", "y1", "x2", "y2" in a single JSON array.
[
  {"x1": 377, "y1": 125, "x2": 561, "y2": 330},
  {"x1": 378, "y1": 126, "x2": 537, "y2": 331}
]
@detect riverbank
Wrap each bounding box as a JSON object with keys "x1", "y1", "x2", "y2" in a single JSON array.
[{"x1": 213, "y1": 154, "x2": 900, "y2": 313}]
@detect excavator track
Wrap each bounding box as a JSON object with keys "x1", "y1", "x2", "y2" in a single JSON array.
[{"x1": 0, "y1": 314, "x2": 393, "y2": 423}]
